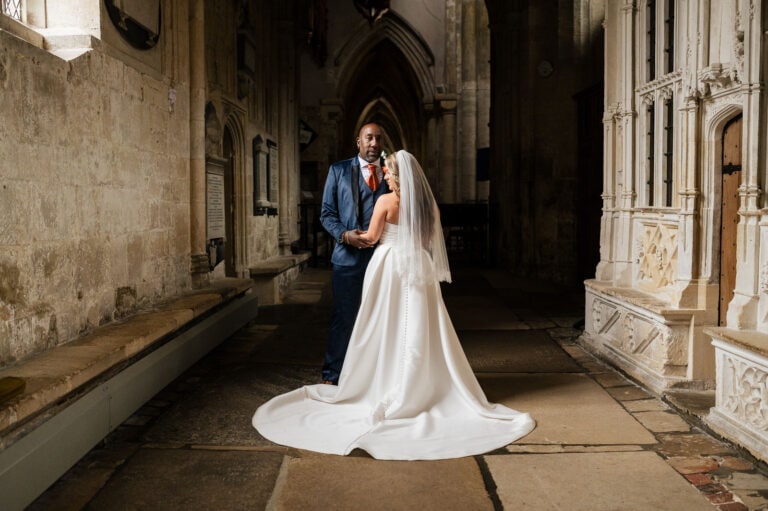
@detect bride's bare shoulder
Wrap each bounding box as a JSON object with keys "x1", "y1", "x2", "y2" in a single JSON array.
[{"x1": 378, "y1": 192, "x2": 398, "y2": 205}]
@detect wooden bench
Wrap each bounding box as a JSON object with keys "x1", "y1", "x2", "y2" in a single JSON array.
[{"x1": 0, "y1": 278, "x2": 257, "y2": 511}]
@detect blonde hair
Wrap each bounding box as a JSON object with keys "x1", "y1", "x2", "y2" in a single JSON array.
[{"x1": 385, "y1": 153, "x2": 400, "y2": 194}]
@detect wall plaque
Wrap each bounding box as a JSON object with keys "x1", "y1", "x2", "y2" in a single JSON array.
[{"x1": 207, "y1": 172, "x2": 225, "y2": 240}]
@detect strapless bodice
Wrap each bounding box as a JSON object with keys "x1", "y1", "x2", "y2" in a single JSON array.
[{"x1": 379, "y1": 223, "x2": 398, "y2": 245}]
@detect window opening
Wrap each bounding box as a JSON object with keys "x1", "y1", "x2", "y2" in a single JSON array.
[
  {"x1": 2, "y1": 0, "x2": 22, "y2": 21},
  {"x1": 646, "y1": 102, "x2": 655, "y2": 206},
  {"x1": 664, "y1": 0, "x2": 675, "y2": 73},
  {"x1": 646, "y1": 0, "x2": 656, "y2": 82},
  {"x1": 663, "y1": 97, "x2": 674, "y2": 206}
]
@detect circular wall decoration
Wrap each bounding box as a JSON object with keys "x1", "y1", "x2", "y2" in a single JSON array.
[
  {"x1": 104, "y1": 0, "x2": 161, "y2": 50},
  {"x1": 537, "y1": 60, "x2": 554, "y2": 78}
]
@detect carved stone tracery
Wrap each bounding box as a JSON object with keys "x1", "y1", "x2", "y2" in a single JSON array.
[
  {"x1": 637, "y1": 223, "x2": 678, "y2": 289},
  {"x1": 698, "y1": 63, "x2": 740, "y2": 97},
  {"x1": 723, "y1": 355, "x2": 768, "y2": 431}
]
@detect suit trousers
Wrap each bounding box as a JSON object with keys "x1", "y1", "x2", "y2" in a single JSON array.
[{"x1": 322, "y1": 260, "x2": 370, "y2": 383}]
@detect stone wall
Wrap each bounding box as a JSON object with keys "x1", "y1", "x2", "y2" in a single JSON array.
[
  {"x1": 486, "y1": 1, "x2": 605, "y2": 285},
  {"x1": 0, "y1": 5, "x2": 190, "y2": 366},
  {"x1": 585, "y1": 0, "x2": 759, "y2": 391}
]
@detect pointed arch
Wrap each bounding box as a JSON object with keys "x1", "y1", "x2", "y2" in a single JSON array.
[
  {"x1": 355, "y1": 97, "x2": 407, "y2": 153},
  {"x1": 701, "y1": 104, "x2": 743, "y2": 281},
  {"x1": 222, "y1": 109, "x2": 249, "y2": 277},
  {"x1": 334, "y1": 14, "x2": 435, "y2": 159},
  {"x1": 334, "y1": 12, "x2": 436, "y2": 103}
]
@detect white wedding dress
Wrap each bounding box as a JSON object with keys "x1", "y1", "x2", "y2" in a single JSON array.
[{"x1": 253, "y1": 223, "x2": 535, "y2": 460}]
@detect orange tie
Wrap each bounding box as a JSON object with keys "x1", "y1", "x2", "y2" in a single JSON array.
[{"x1": 366, "y1": 163, "x2": 379, "y2": 190}]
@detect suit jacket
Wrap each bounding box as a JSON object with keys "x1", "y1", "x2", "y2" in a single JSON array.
[{"x1": 320, "y1": 156, "x2": 390, "y2": 267}]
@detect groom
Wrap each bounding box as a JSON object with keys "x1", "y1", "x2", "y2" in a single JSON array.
[{"x1": 319, "y1": 122, "x2": 389, "y2": 384}]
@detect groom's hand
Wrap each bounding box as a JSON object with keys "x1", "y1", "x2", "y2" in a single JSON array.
[{"x1": 347, "y1": 230, "x2": 375, "y2": 249}]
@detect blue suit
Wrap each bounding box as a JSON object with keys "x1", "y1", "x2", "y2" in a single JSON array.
[{"x1": 320, "y1": 156, "x2": 389, "y2": 383}]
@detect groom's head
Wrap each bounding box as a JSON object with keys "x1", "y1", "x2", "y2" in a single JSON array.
[{"x1": 357, "y1": 123, "x2": 383, "y2": 163}]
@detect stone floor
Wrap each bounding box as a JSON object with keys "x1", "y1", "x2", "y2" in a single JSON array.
[{"x1": 28, "y1": 266, "x2": 768, "y2": 510}]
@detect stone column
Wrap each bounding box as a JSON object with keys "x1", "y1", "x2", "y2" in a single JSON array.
[
  {"x1": 676, "y1": 0, "x2": 707, "y2": 309},
  {"x1": 189, "y1": 0, "x2": 209, "y2": 286},
  {"x1": 595, "y1": 105, "x2": 618, "y2": 282},
  {"x1": 486, "y1": 1, "x2": 523, "y2": 267},
  {"x1": 475, "y1": 0, "x2": 491, "y2": 203},
  {"x1": 459, "y1": 0, "x2": 478, "y2": 203},
  {"x1": 612, "y1": 0, "x2": 637, "y2": 287},
  {"x1": 423, "y1": 101, "x2": 439, "y2": 187},
  {"x1": 277, "y1": 4, "x2": 298, "y2": 254},
  {"x1": 729, "y1": 2, "x2": 762, "y2": 328},
  {"x1": 676, "y1": 93, "x2": 701, "y2": 300},
  {"x1": 440, "y1": 0, "x2": 459, "y2": 204},
  {"x1": 437, "y1": 95, "x2": 458, "y2": 203}
]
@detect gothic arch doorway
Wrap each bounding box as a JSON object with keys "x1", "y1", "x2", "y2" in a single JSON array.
[
  {"x1": 223, "y1": 126, "x2": 237, "y2": 278},
  {"x1": 719, "y1": 114, "x2": 742, "y2": 325}
]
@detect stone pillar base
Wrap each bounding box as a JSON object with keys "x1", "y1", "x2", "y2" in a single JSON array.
[{"x1": 190, "y1": 253, "x2": 211, "y2": 288}]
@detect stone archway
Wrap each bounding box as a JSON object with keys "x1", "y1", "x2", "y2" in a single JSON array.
[
  {"x1": 702, "y1": 104, "x2": 744, "y2": 289},
  {"x1": 334, "y1": 13, "x2": 435, "y2": 164},
  {"x1": 222, "y1": 127, "x2": 237, "y2": 277},
  {"x1": 339, "y1": 40, "x2": 426, "y2": 159},
  {"x1": 222, "y1": 111, "x2": 248, "y2": 278},
  {"x1": 335, "y1": 12, "x2": 435, "y2": 104},
  {"x1": 355, "y1": 96, "x2": 406, "y2": 154}
]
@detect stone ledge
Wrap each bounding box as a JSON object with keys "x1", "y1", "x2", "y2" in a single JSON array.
[
  {"x1": 249, "y1": 253, "x2": 312, "y2": 306},
  {"x1": 705, "y1": 326, "x2": 768, "y2": 359},
  {"x1": 0, "y1": 278, "x2": 253, "y2": 440},
  {"x1": 249, "y1": 253, "x2": 312, "y2": 277},
  {"x1": 0, "y1": 14, "x2": 44, "y2": 49},
  {"x1": 585, "y1": 279, "x2": 707, "y2": 320}
]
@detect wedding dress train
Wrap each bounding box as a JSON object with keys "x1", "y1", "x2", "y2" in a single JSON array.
[{"x1": 252, "y1": 223, "x2": 535, "y2": 460}]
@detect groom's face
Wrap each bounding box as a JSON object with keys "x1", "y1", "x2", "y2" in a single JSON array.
[{"x1": 357, "y1": 124, "x2": 383, "y2": 163}]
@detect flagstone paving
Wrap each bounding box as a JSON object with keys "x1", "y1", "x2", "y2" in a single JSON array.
[{"x1": 28, "y1": 267, "x2": 768, "y2": 510}]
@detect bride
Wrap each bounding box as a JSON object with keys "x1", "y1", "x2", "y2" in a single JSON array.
[{"x1": 252, "y1": 150, "x2": 535, "y2": 460}]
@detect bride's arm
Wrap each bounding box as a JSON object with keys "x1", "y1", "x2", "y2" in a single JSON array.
[{"x1": 358, "y1": 196, "x2": 390, "y2": 244}]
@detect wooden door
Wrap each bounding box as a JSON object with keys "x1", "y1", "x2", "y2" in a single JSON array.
[{"x1": 719, "y1": 115, "x2": 742, "y2": 326}]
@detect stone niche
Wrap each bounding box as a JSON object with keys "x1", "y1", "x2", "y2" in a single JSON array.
[{"x1": 252, "y1": 135, "x2": 278, "y2": 216}]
